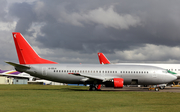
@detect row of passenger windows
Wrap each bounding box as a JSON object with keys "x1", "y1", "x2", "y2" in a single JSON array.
[
  {"x1": 168, "y1": 69, "x2": 180, "y2": 71},
  {"x1": 54, "y1": 70, "x2": 117, "y2": 73},
  {"x1": 54, "y1": 70, "x2": 148, "y2": 74}
]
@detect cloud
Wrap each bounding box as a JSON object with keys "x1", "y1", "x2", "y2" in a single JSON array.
[
  {"x1": 113, "y1": 44, "x2": 180, "y2": 63},
  {"x1": 1, "y1": 0, "x2": 180, "y2": 70},
  {"x1": 56, "y1": 5, "x2": 141, "y2": 29}
]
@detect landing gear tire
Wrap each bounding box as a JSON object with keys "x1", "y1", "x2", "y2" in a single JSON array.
[
  {"x1": 89, "y1": 85, "x2": 97, "y2": 91},
  {"x1": 91, "y1": 87, "x2": 96, "y2": 91},
  {"x1": 160, "y1": 86, "x2": 165, "y2": 90},
  {"x1": 155, "y1": 87, "x2": 159, "y2": 91}
]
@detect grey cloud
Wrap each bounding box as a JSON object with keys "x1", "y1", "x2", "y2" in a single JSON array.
[
  {"x1": 9, "y1": 2, "x2": 37, "y2": 35},
  {"x1": 4, "y1": 0, "x2": 180, "y2": 65},
  {"x1": 0, "y1": 0, "x2": 8, "y2": 21}
]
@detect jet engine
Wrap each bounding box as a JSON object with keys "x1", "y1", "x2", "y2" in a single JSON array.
[{"x1": 105, "y1": 78, "x2": 124, "y2": 88}]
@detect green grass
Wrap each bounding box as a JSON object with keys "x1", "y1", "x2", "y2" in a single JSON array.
[{"x1": 0, "y1": 85, "x2": 179, "y2": 112}]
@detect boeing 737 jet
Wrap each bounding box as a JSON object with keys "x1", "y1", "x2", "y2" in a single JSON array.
[
  {"x1": 5, "y1": 32, "x2": 177, "y2": 91},
  {"x1": 97, "y1": 52, "x2": 180, "y2": 78}
]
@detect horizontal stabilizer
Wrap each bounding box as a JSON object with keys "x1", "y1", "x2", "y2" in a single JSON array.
[{"x1": 5, "y1": 61, "x2": 30, "y2": 69}]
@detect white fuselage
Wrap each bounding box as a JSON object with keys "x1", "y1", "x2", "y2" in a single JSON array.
[{"x1": 15, "y1": 64, "x2": 177, "y2": 85}]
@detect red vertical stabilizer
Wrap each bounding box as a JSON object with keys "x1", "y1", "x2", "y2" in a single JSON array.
[
  {"x1": 12, "y1": 32, "x2": 58, "y2": 64},
  {"x1": 97, "y1": 52, "x2": 110, "y2": 64}
]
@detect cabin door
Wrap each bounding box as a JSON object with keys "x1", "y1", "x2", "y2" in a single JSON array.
[
  {"x1": 152, "y1": 71, "x2": 157, "y2": 78},
  {"x1": 42, "y1": 67, "x2": 47, "y2": 76}
]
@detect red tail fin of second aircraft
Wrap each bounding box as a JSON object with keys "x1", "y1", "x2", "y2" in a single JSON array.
[
  {"x1": 97, "y1": 52, "x2": 110, "y2": 64},
  {"x1": 12, "y1": 32, "x2": 58, "y2": 64}
]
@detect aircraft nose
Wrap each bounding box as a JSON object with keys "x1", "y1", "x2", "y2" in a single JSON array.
[{"x1": 166, "y1": 74, "x2": 177, "y2": 82}]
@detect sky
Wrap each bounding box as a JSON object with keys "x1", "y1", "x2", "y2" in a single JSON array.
[{"x1": 1, "y1": 0, "x2": 180, "y2": 69}]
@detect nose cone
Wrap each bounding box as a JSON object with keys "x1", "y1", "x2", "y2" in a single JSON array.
[
  {"x1": 164, "y1": 74, "x2": 177, "y2": 83},
  {"x1": 175, "y1": 74, "x2": 180, "y2": 79}
]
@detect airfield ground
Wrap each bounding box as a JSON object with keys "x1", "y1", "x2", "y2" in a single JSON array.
[
  {"x1": 101, "y1": 86, "x2": 180, "y2": 92},
  {"x1": 0, "y1": 85, "x2": 179, "y2": 112}
]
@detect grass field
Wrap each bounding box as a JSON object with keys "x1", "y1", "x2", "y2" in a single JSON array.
[{"x1": 0, "y1": 85, "x2": 179, "y2": 112}]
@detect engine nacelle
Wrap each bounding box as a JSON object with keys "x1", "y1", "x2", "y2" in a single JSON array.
[{"x1": 105, "y1": 78, "x2": 124, "y2": 88}]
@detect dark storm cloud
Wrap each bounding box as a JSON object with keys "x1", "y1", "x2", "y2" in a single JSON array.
[
  {"x1": 0, "y1": 0, "x2": 8, "y2": 21},
  {"x1": 8, "y1": 0, "x2": 180, "y2": 54},
  {"x1": 9, "y1": 2, "x2": 37, "y2": 35}
]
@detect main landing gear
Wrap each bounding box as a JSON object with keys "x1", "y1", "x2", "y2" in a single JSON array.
[{"x1": 89, "y1": 84, "x2": 101, "y2": 91}]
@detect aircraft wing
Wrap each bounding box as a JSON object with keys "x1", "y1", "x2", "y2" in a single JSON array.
[
  {"x1": 0, "y1": 69, "x2": 33, "y2": 79},
  {"x1": 0, "y1": 73, "x2": 32, "y2": 78},
  {"x1": 69, "y1": 73, "x2": 113, "y2": 82}
]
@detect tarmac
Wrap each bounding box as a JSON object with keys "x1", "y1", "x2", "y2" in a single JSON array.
[{"x1": 100, "y1": 86, "x2": 180, "y2": 92}]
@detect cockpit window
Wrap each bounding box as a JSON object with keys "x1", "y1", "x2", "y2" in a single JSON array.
[
  {"x1": 163, "y1": 70, "x2": 167, "y2": 73},
  {"x1": 167, "y1": 70, "x2": 177, "y2": 74}
]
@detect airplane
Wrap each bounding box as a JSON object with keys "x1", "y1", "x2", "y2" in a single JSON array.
[
  {"x1": 97, "y1": 52, "x2": 180, "y2": 87},
  {"x1": 97, "y1": 52, "x2": 180, "y2": 77},
  {"x1": 0, "y1": 69, "x2": 35, "y2": 81},
  {"x1": 5, "y1": 32, "x2": 177, "y2": 91},
  {"x1": 0, "y1": 69, "x2": 53, "y2": 84}
]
